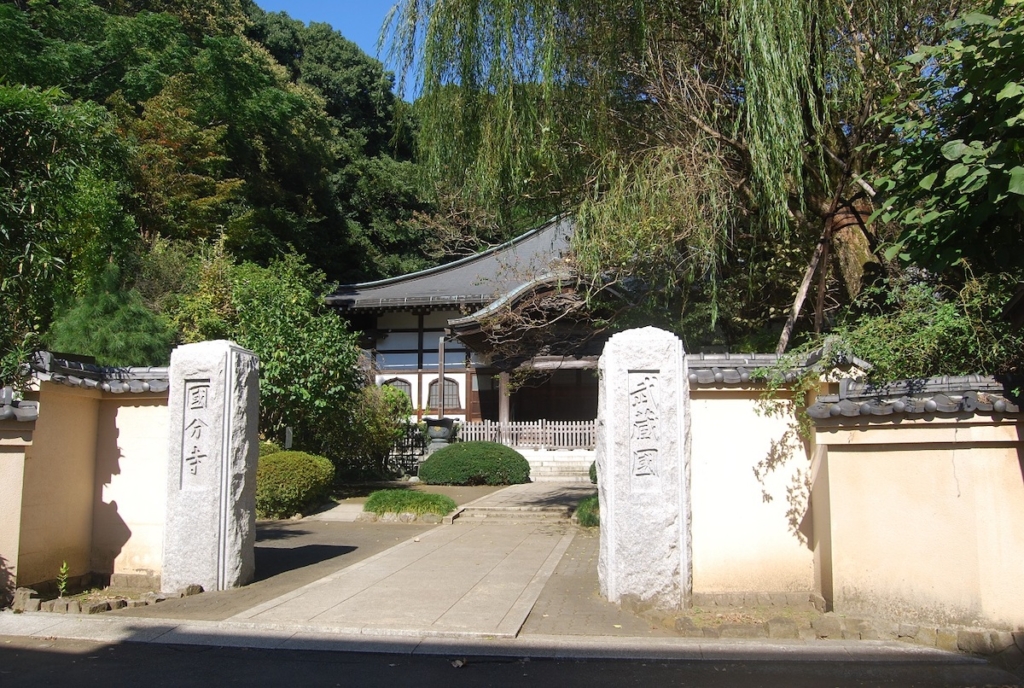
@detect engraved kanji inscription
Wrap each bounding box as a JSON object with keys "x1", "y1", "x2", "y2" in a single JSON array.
[
  {"x1": 629, "y1": 372, "x2": 660, "y2": 482},
  {"x1": 184, "y1": 418, "x2": 208, "y2": 440},
  {"x1": 181, "y1": 379, "x2": 212, "y2": 488},
  {"x1": 183, "y1": 445, "x2": 207, "y2": 474},
  {"x1": 633, "y1": 448, "x2": 658, "y2": 476},
  {"x1": 188, "y1": 385, "x2": 209, "y2": 410}
]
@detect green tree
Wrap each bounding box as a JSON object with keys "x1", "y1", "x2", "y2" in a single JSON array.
[
  {"x1": 229, "y1": 255, "x2": 363, "y2": 455},
  {"x1": 0, "y1": 84, "x2": 135, "y2": 384},
  {"x1": 872, "y1": 4, "x2": 1024, "y2": 273},
  {"x1": 332, "y1": 384, "x2": 413, "y2": 479},
  {"x1": 155, "y1": 246, "x2": 364, "y2": 458},
  {"x1": 386, "y1": 0, "x2": 975, "y2": 349},
  {"x1": 45, "y1": 265, "x2": 174, "y2": 366}
]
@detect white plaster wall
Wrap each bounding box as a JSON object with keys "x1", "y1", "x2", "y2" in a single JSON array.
[
  {"x1": 817, "y1": 420, "x2": 1024, "y2": 628},
  {"x1": 92, "y1": 397, "x2": 170, "y2": 579},
  {"x1": 0, "y1": 423, "x2": 31, "y2": 592},
  {"x1": 18, "y1": 385, "x2": 99, "y2": 585},
  {"x1": 689, "y1": 390, "x2": 815, "y2": 593}
]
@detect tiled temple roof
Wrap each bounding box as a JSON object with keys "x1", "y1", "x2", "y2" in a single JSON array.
[
  {"x1": 685, "y1": 353, "x2": 787, "y2": 385},
  {"x1": 327, "y1": 217, "x2": 574, "y2": 313},
  {"x1": 2, "y1": 352, "x2": 173, "y2": 421},
  {"x1": 683, "y1": 352, "x2": 874, "y2": 386}
]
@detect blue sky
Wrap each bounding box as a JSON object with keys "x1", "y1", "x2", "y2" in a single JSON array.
[
  {"x1": 254, "y1": 1, "x2": 399, "y2": 61},
  {"x1": 254, "y1": 1, "x2": 417, "y2": 97}
]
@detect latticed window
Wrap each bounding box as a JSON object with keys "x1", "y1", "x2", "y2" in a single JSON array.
[
  {"x1": 383, "y1": 378, "x2": 412, "y2": 403},
  {"x1": 427, "y1": 378, "x2": 459, "y2": 409}
]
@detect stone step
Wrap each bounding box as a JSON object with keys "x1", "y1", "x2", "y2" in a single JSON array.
[
  {"x1": 453, "y1": 505, "x2": 574, "y2": 523},
  {"x1": 528, "y1": 464, "x2": 591, "y2": 471},
  {"x1": 528, "y1": 475, "x2": 593, "y2": 481}
]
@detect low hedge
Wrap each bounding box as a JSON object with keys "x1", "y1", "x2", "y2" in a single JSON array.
[
  {"x1": 364, "y1": 489, "x2": 457, "y2": 517},
  {"x1": 256, "y1": 451, "x2": 334, "y2": 519},
  {"x1": 418, "y1": 441, "x2": 531, "y2": 486}
]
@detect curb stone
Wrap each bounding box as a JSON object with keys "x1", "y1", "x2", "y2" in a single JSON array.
[
  {"x1": 664, "y1": 606, "x2": 1024, "y2": 668},
  {"x1": 356, "y1": 510, "x2": 449, "y2": 524},
  {"x1": 10, "y1": 585, "x2": 203, "y2": 617}
]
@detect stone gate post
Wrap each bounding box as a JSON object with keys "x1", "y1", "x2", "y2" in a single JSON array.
[
  {"x1": 597, "y1": 327, "x2": 691, "y2": 610},
  {"x1": 163, "y1": 341, "x2": 259, "y2": 593}
]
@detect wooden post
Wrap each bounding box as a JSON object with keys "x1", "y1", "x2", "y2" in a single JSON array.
[
  {"x1": 498, "y1": 372, "x2": 510, "y2": 445},
  {"x1": 438, "y1": 335, "x2": 446, "y2": 418}
]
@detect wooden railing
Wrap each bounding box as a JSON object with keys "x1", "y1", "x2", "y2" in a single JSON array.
[{"x1": 458, "y1": 419, "x2": 596, "y2": 450}]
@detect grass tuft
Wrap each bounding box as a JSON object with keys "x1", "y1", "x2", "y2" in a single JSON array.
[
  {"x1": 363, "y1": 489, "x2": 457, "y2": 517},
  {"x1": 575, "y1": 495, "x2": 599, "y2": 527}
]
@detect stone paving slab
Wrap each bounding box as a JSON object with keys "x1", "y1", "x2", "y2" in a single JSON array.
[
  {"x1": 522, "y1": 527, "x2": 674, "y2": 638},
  {"x1": 229, "y1": 520, "x2": 575, "y2": 638}
]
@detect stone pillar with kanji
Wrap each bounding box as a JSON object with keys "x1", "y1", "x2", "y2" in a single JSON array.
[
  {"x1": 162, "y1": 340, "x2": 259, "y2": 593},
  {"x1": 596, "y1": 327, "x2": 691, "y2": 611}
]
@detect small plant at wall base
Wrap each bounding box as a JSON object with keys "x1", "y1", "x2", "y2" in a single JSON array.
[
  {"x1": 363, "y1": 490, "x2": 457, "y2": 517},
  {"x1": 56, "y1": 560, "x2": 69, "y2": 598}
]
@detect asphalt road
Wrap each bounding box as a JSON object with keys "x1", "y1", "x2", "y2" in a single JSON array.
[{"x1": 1, "y1": 635, "x2": 1019, "y2": 688}]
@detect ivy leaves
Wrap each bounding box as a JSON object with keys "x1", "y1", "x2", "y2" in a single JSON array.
[{"x1": 872, "y1": 4, "x2": 1024, "y2": 272}]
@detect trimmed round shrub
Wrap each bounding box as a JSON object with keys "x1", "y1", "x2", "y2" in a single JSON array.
[
  {"x1": 259, "y1": 440, "x2": 282, "y2": 457},
  {"x1": 418, "y1": 441, "x2": 531, "y2": 486},
  {"x1": 256, "y1": 451, "x2": 334, "y2": 518}
]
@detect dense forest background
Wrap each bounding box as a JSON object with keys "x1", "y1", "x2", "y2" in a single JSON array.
[
  {"x1": 1, "y1": 0, "x2": 1022, "y2": 460},
  {"x1": 0, "y1": 0, "x2": 439, "y2": 463}
]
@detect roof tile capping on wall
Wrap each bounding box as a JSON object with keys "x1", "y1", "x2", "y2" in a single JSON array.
[
  {"x1": 807, "y1": 376, "x2": 1019, "y2": 419},
  {"x1": 30, "y1": 351, "x2": 170, "y2": 394}
]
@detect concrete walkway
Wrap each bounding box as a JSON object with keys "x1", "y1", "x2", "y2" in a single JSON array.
[
  {"x1": 229, "y1": 521, "x2": 574, "y2": 637},
  {"x1": 0, "y1": 481, "x2": 1014, "y2": 678},
  {"x1": 227, "y1": 483, "x2": 594, "y2": 637}
]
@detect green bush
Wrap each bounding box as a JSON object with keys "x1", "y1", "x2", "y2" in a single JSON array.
[
  {"x1": 418, "y1": 441, "x2": 531, "y2": 486},
  {"x1": 575, "y1": 495, "x2": 600, "y2": 527},
  {"x1": 255, "y1": 451, "x2": 334, "y2": 519},
  {"x1": 259, "y1": 441, "x2": 282, "y2": 457},
  {"x1": 331, "y1": 384, "x2": 413, "y2": 480},
  {"x1": 589, "y1": 461, "x2": 597, "y2": 484},
  {"x1": 363, "y1": 489, "x2": 457, "y2": 517}
]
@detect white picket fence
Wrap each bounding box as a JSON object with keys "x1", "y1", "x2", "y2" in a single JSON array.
[{"x1": 458, "y1": 419, "x2": 596, "y2": 450}]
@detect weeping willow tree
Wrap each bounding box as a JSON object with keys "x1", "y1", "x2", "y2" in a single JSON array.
[{"x1": 385, "y1": 0, "x2": 977, "y2": 350}]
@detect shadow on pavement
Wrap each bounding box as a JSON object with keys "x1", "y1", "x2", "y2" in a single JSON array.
[
  {"x1": 0, "y1": 629, "x2": 1018, "y2": 688},
  {"x1": 254, "y1": 544, "x2": 356, "y2": 582},
  {"x1": 255, "y1": 524, "x2": 313, "y2": 541}
]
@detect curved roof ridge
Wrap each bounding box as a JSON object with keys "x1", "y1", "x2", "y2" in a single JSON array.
[{"x1": 327, "y1": 216, "x2": 574, "y2": 311}]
